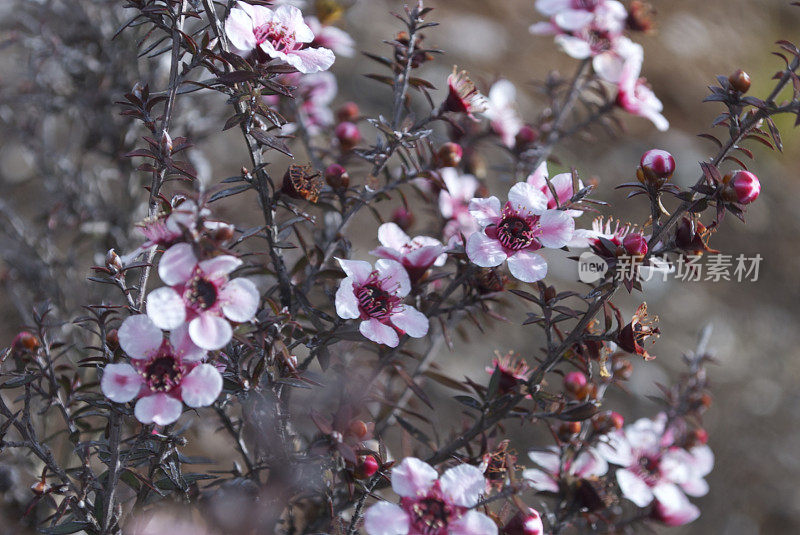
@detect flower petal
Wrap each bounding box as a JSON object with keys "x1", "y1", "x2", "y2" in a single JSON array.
[
  {"x1": 364, "y1": 502, "x2": 410, "y2": 535},
  {"x1": 390, "y1": 305, "x2": 429, "y2": 339},
  {"x1": 535, "y1": 0, "x2": 571, "y2": 16},
  {"x1": 158, "y1": 243, "x2": 197, "y2": 286},
  {"x1": 189, "y1": 314, "x2": 233, "y2": 351},
  {"x1": 285, "y1": 47, "x2": 336, "y2": 74},
  {"x1": 508, "y1": 182, "x2": 548, "y2": 215},
  {"x1": 554, "y1": 9, "x2": 595, "y2": 31},
  {"x1": 616, "y1": 468, "x2": 654, "y2": 507},
  {"x1": 555, "y1": 35, "x2": 592, "y2": 59},
  {"x1": 506, "y1": 250, "x2": 548, "y2": 283},
  {"x1": 391, "y1": 457, "x2": 438, "y2": 498},
  {"x1": 147, "y1": 287, "x2": 187, "y2": 330},
  {"x1": 101, "y1": 363, "x2": 143, "y2": 403},
  {"x1": 224, "y1": 6, "x2": 257, "y2": 52},
  {"x1": 170, "y1": 324, "x2": 206, "y2": 362},
  {"x1": 440, "y1": 464, "x2": 486, "y2": 507},
  {"x1": 336, "y1": 258, "x2": 373, "y2": 285},
  {"x1": 528, "y1": 447, "x2": 560, "y2": 473},
  {"x1": 375, "y1": 259, "x2": 411, "y2": 297},
  {"x1": 378, "y1": 222, "x2": 411, "y2": 249},
  {"x1": 573, "y1": 449, "x2": 608, "y2": 478},
  {"x1": 468, "y1": 197, "x2": 502, "y2": 227},
  {"x1": 220, "y1": 278, "x2": 260, "y2": 323},
  {"x1": 466, "y1": 232, "x2": 506, "y2": 268},
  {"x1": 447, "y1": 510, "x2": 498, "y2": 535},
  {"x1": 359, "y1": 318, "x2": 399, "y2": 347},
  {"x1": 521, "y1": 468, "x2": 559, "y2": 493},
  {"x1": 199, "y1": 255, "x2": 242, "y2": 278},
  {"x1": 119, "y1": 314, "x2": 164, "y2": 359},
  {"x1": 538, "y1": 209, "x2": 575, "y2": 248},
  {"x1": 181, "y1": 363, "x2": 223, "y2": 408},
  {"x1": 335, "y1": 277, "x2": 361, "y2": 319},
  {"x1": 134, "y1": 393, "x2": 183, "y2": 426}
]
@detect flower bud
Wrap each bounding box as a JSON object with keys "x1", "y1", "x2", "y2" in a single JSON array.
[
  {"x1": 728, "y1": 69, "x2": 751, "y2": 93},
  {"x1": 348, "y1": 420, "x2": 369, "y2": 440},
  {"x1": 592, "y1": 410, "x2": 624, "y2": 432},
  {"x1": 335, "y1": 122, "x2": 361, "y2": 151},
  {"x1": 514, "y1": 125, "x2": 539, "y2": 148},
  {"x1": 693, "y1": 427, "x2": 709, "y2": 445},
  {"x1": 722, "y1": 170, "x2": 760, "y2": 204},
  {"x1": 131, "y1": 81, "x2": 144, "y2": 100},
  {"x1": 436, "y1": 142, "x2": 463, "y2": 168},
  {"x1": 622, "y1": 232, "x2": 648, "y2": 257},
  {"x1": 354, "y1": 455, "x2": 379, "y2": 479},
  {"x1": 106, "y1": 249, "x2": 123, "y2": 274},
  {"x1": 612, "y1": 358, "x2": 633, "y2": 380},
  {"x1": 638, "y1": 149, "x2": 675, "y2": 186},
  {"x1": 336, "y1": 101, "x2": 360, "y2": 122},
  {"x1": 558, "y1": 421, "x2": 581, "y2": 440},
  {"x1": 12, "y1": 331, "x2": 39, "y2": 352},
  {"x1": 391, "y1": 207, "x2": 414, "y2": 231},
  {"x1": 503, "y1": 508, "x2": 544, "y2": 535},
  {"x1": 106, "y1": 329, "x2": 119, "y2": 350},
  {"x1": 324, "y1": 164, "x2": 350, "y2": 191},
  {"x1": 563, "y1": 371, "x2": 587, "y2": 394},
  {"x1": 160, "y1": 131, "x2": 173, "y2": 156}
]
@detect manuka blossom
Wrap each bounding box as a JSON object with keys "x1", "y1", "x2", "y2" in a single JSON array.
[
  {"x1": 438, "y1": 168, "x2": 481, "y2": 244},
  {"x1": 101, "y1": 315, "x2": 222, "y2": 425},
  {"x1": 370, "y1": 223, "x2": 446, "y2": 282},
  {"x1": 522, "y1": 446, "x2": 608, "y2": 493},
  {"x1": 484, "y1": 79, "x2": 523, "y2": 147},
  {"x1": 616, "y1": 50, "x2": 669, "y2": 131},
  {"x1": 363, "y1": 457, "x2": 497, "y2": 535},
  {"x1": 146, "y1": 243, "x2": 260, "y2": 351},
  {"x1": 335, "y1": 258, "x2": 428, "y2": 347},
  {"x1": 485, "y1": 352, "x2": 532, "y2": 396},
  {"x1": 121, "y1": 198, "x2": 206, "y2": 265},
  {"x1": 531, "y1": 0, "x2": 627, "y2": 35},
  {"x1": 224, "y1": 2, "x2": 335, "y2": 74},
  {"x1": 597, "y1": 414, "x2": 713, "y2": 525},
  {"x1": 305, "y1": 16, "x2": 355, "y2": 57},
  {"x1": 526, "y1": 162, "x2": 585, "y2": 217},
  {"x1": 443, "y1": 67, "x2": 488, "y2": 120},
  {"x1": 466, "y1": 182, "x2": 575, "y2": 283}
]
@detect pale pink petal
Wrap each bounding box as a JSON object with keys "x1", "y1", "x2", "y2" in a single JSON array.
[
  {"x1": 688, "y1": 445, "x2": 714, "y2": 476},
  {"x1": 554, "y1": 35, "x2": 592, "y2": 59},
  {"x1": 468, "y1": 197, "x2": 502, "y2": 228},
  {"x1": 391, "y1": 457, "x2": 438, "y2": 498},
  {"x1": 526, "y1": 162, "x2": 549, "y2": 190},
  {"x1": 535, "y1": 0, "x2": 571, "y2": 16},
  {"x1": 506, "y1": 250, "x2": 548, "y2": 283},
  {"x1": 528, "y1": 448, "x2": 561, "y2": 473},
  {"x1": 466, "y1": 232, "x2": 506, "y2": 268},
  {"x1": 440, "y1": 464, "x2": 486, "y2": 507},
  {"x1": 146, "y1": 287, "x2": 187, "y2": 330},
  {"x1": 573, "y1": 450, "x2": 608, "y2": 478},
  {"x1": 447, "y1": 511, "x2": 498, "y2": 535},
  {"x1": 655, "y1": 492, "x2": 700, "y2": 526},
  {"x1": 680, "y1": 477, "x2": 709, "y2": 498},
  {"x1": 220, "y1": 278, "x2": 260, "y2": 322},
  {"x1": 508, "y1": 182, "x2": 548, "y2": 215},
  {"x1": 554, "y1": 9, "x2": 595, "y2": 31},
  {"x1": 359, "y1": 318, "x2": 399, "y2": 347},
  {"x1": 101, "y1": 363, "x2": 143, "y2": 403},
  {"x1": 521, "y1": 468, "x2": 559, "y2": 493},
  {"x1": 404, "y1": 245, "x2": 445, "y2": 269},
  {"x1": 118, "y1": 314, "x2": 164, "y2": 359},
  {"x1": 180, "y1": 364, "x2": 223, "y2": 408},
  {"x1": 284, "y1": 47, "x2": 336, "y2": 74},
  {"x1": 549, "y1": 173, "x2": 579, "y2": 206},
  {"x1": 199, "y1": 255, "x2": 242, "y2": 278},
  {"x1": 134, "y1": 393, "x2": 183, "y2": 426},
  {"x1": 616, "y1": 468, "x2": 654, "y2": 507},
  {"x1": 375, "y1": 259, "x2": 411, "y2": 297},
  {"x1": 364, "y1": 502, "x2": 410, "y2": 535},
  {"x1": 529, "y1": 21, "x2": 558, "y2": 35},
  {"x1": 441, "y1": 168, "x2": 478, "y2": 205},
  {"x1": 593, "y1": 52, "x2": 624, "y2": 84},
  {"x1": 189, "y1": 314, "x2": 233, "y2": 351},
  {"x1": 538, "y1": 209, "x2": 575, "y2": 248},
  {"x1": 370, "y1": 246, "x2": 404, "y2": 263},
  {"x1": 278, "y1": 5, "x2": 313, "y2": 42},
  {"x1": 170, "y1": 324, "x2": 206, "y2": 362},
  {"x1": 643, "y1": 108, "x2": 670, "y2": 131},
  {"x1": 336, "y1": 258, "x2": 373, "y2": 285},
  {"x1": 158, "y1": 243, "x2": 197, "y2": 286},
  {"x1": 487, "y1": 79, "x2": 516, "y2": 109},
  {"x1": 224, "y1": 7, "x2": 257, "y2": 52},
  {"x1": 335, "y1": 277, "x2": 361, "y2": 319},
  {"x1": 378, "y1": 222, "x2": 411, "y2": 250},
  {"x1": 390, "y1": 305, "x2": 429, "y2": 339},
  {"x1": 653, "y1": 482, "x2": 688, "y2": 511},
  {"x1": 660, "y1": 449, "x2": 692, "y2": 486},
  {"x1": 237, "y1": 1, "x2": 270, "y2": 27},
  {"x1": 597, "y1": 431, "x2": 634, "y2": 465}
]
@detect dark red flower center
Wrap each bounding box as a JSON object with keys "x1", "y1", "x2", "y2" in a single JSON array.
[
  {"x1": 254, "y1": 22, "x2": 297, "y2": 52},
  {"x1": 407, "y1": 496, "x2": 452, "y2": 535},
  {"x1": 574, "y1": 0, "x2": 601, "y2": 10},
  {"x1": 142, "y1": 354, "x2": 184, "y2": 392},
  {"x1": 497, "y1": 215, "x2": 537, "y2": 251},
  {"x1": 587, "y1": 29, "x2": 613, "y2": 54},
  {"x1": 188, "y1": 276, "x2": 218, "y2": 310},
  {"x1": 635, "y1": 454, "x2": 662, "y2": 486},
  {"x1": 355, "y1": 283, "x2": 397, "y2": 321}
]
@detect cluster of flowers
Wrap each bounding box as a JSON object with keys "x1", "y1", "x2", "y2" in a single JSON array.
[{"x1": 102, "y1": 197, "x2": 259, "y2": 424}]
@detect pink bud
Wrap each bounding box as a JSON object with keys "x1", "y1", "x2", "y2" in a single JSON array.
[
  {"x1": 563, "y1": 371, "x2": 587, "y2": 394},
  {"x1": 622, "y1": 233, "x2": 648, "y2": 256},
  {"x1": 503, "y1": 508, "x2": 543, "y2": 535},
  {"x1": 436, "y1": 142, "x2": 463, "y2": 168},
  {"x1": 514, "y1": 125, "x2": 538, "y2": 148},
  {"x1": 354, "y1": 455, "x2": 379, "y2": 479},
  {"x1": 640, "y1": 149, "x2": 675, "y2": 180},
  {"x1": 729, "y1": 170, "x2": 760, "y2": 204},
  {"x1": 391, "y1": 207, "x2": 415, "y2": 231},
  {"x1": 324, "y1": 164, "x2": 350, "y2": 190},
  {"x1": 335, "y1": 122, "x2": 361, "y2": 151}
]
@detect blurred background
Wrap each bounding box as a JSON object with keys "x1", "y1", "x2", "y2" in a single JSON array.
[{"x1": 1, "y1": 0, "x2": 799, "y2": 533}]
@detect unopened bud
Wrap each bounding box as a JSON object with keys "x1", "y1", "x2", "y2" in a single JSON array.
[
  {"x1": 592, "y1": 410, "x2": 624, "y2": 431},
  {"x1": 335, "y1": 122, "x2": 361, "y2": 151},
  {"x1": 563, "y1": 371, "x2": 587, "y2": 394},
  {"x1": 623, "y1": 233, "x2": 648, "y2": 257},
  {"x1": 324, "y1": 164, "x2": 350, "y2": 190},
  {"x1": 514, "y1": 125, "x2": 539, "y2": 148},
  {"x1": 106, "y1": 329, "x2": 119, "y2": 350},
  {"x1": 354, "y1": 455, "x2": 379, "y2": 479},
  {"x1": 348, "y1": 420, "x2": 369, "y2": 440},
  {"x1": 503, "y1": 508, "x2": 544, "y2": 535},
  {"x1": 391, "y1": 207, "x2": 415, "y2": 231},
  {"x1": 558, "y1": 421, "x2": 581, "y2": 439},
  {"x1": 132, "y1": 81, "x2": 144, "y2": 100},
  {"x1": 106, "y1": 249, "x2": 124, "y2": 273},
  {"x1": 160, "y1": 131, "x2": 173, "y2": 156},
  {"x1": 12, "y1": 331, "x2": 39, "y2": 352},
  {"x1": 728, "y1": 69, "x2": 751, "y2": 94},
  {"x1": 638, "y1": 149, "x2": 675, "y2": 186},
  {"x1": 436, "y1": 142, "x2": 463, "y2": 168},
  {"x1": 722, "y1": 170, "x2": 760, "y2": 204},
  {"x1": 336, "y1": 101, "x2": 360, "y2": 122}
]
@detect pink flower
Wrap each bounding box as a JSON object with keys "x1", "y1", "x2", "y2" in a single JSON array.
[
  {"x1": 443, "y1": 67, "x2": 488, "y2": 120},
  {"x1": 363, "y1": 457, "x2": 497, "y2": 535},
  {"x1": 485, "y1": 352, "x2": 531, "y2": 396},
  {"x1": 438, "y1": 168, "x2": 480, "y2": 244},
  {"x1": 146, "y1": 243, "x2": 260, "y2": 351},
  {"x1": 556, "y1": 33, "x2": 641, "y2": 84},
  {"x1": 466, "y1": 183, "x2": 575, "y2": 283},
  {"x1": 526, "y1": 162, "x2": 585, "y2": 217},
  {"x1": 533, "y1": 0, "x2": 627, "y2": 34},
  {"x1": 597, "y1": 414, "x2": 713, "y2": 522},
  {"x1": 484, "y1": 80, "x2": 523, "y2": 147},
  {"x1": 522, "y1": 446, "x2": 608, "y2": 493},
  {"x1": 101, "y1": 315, "x2": 222, "y2": 425},
  {"x1": 616, "y1": 50, "x2": 669, "y2": 131},
  {"x1": 305, "y1": 16, "x2": 355, "y2": 57},
  {"x1": 224, "y1": 2, "x2": 335, "y2": 74},
  {"x1": 370, "y1": 223, "x2": 446, "y2": 282},
  {"x1": 121, "y1": 198, "x2": 206, "y2": 265},
  {"x1": 335, "y1": 258, "x2": 428, "y2": 347}
]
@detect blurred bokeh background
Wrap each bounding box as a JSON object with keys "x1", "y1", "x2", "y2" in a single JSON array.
[{"x1": 1, "y1": 0, "x2": 799, "y2": 533}]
